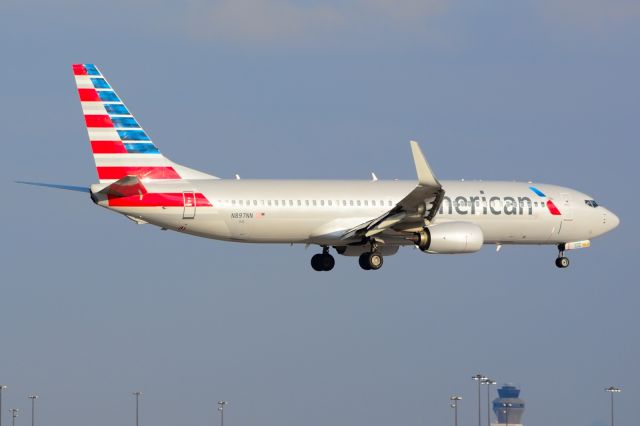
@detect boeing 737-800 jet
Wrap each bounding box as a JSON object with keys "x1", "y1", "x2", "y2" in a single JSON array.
[{"x1": 20, "y1": 64, "x2": 620, "y2": 271}]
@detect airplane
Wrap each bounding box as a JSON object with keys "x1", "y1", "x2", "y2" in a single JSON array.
[{"x1": 18, "y1": 64, "x2": 620, "y2": 271}]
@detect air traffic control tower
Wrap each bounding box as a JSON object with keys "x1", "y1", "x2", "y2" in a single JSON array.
[{"x1": 492, "y1": 384, "x2": 525, "y2": 426}]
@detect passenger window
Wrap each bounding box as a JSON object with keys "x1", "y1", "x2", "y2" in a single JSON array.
[
  {"x1": 297, "y1": 200, "x2": 301, "y2": 206},
  {"x1": 328, "y1": 200, "x2": 332, "y2": 206},
  {"x1": 313, "y1": 200, "x2": 317, "y2": 206},
  {"x1": 268, "y1": 200, "x2": 272, "y2": 206},
  {"x1": 320, "y1": 200, "x2": 325, "y2": 206},
  {"x1": 364, "y1": 200, "x2": 369, "y2": 206},
  {"x1": 357, "y1": 200, "x2": 361, "y2": 206},
  {"x1": 388, "y1": 200, "x2": 392, "y2": 206},
  {"x1": 372, "y1": 200, "x2": 377, "y2": 206},
  {"x1": 274, "y1": 200, "x2": 279, "y2": 206},
  {"x1": 305, "y1": 200, "x2": 310, "y2": 206},
  {"x1": 232, "y1": 200, "x2": 236, "y2": 205},
  {"x1": 343, "y1": 200, "x2": 347, "y2": 206}
]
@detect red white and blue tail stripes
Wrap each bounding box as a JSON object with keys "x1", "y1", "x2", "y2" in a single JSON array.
[{"x1": 73, "y1": 64, "x2": 180, "y2": 183}]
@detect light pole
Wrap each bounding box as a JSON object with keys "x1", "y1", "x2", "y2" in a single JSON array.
[
  {"x1": 132, "y1": 392, "x2": 142, "y2": 426},
  {"x1": 450, "y1": 396, "x2": 462, "y2": 426},
  {"x1": 502, "y1": 403, "x2": 512, "y2": 426},
  {"x1": 217, "y1": 401, "x2": 227, "y2": 426},
  {"x1": 0, "y1": 385, "x2": 6, "y2": 426},
  {"x1": 472, "y1": 374, "x2": 487, "y2": 426},
  {"x1": 27, "y1": 396, "x2": 37, "y2": 426},
  {"x1": 482, "y1": 379, "x2": 496, "y2": 426},
  {"x1": 604, "y1": 386, "x2": 621, "y2": 426},
  {"x1": 8, "y1": 409, "x2": 18, "y2": 426}
]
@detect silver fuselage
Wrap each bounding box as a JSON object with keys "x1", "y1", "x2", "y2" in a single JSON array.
[{"x1": 94, "y1": 179, "x2": 619, "y2": 247}]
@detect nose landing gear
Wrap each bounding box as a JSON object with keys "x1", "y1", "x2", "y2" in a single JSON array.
[
  {"x1": 555, "y1": 244, "x2": 570, "y2": 268},
  {"x1": 311, "y1": 246, "x2": 335, "y2": 271}
]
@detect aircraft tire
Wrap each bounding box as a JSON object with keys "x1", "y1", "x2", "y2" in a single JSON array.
[
  {"x1": 359, "y1": 253, "x2": 372, "y2": 270},
  {"x1": 320, "y1": 253, "x2": 335, "y2": 271},
  {"x1": 311, "y1": 254, "x2": 324, "y2": 271},
  {"x1": 368, "y1": 252, "x2": 383, "y2": 270},
  {"x1": 555, "y1": 256, "x2": 570, "y2": 268}
]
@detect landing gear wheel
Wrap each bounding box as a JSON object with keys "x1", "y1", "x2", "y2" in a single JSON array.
[
  {"x1": 368, "y1": 252, "x2": 383, "y2": 270},
  {"x1": 358, "y1": 253, "x2": 372, "y2": 270},
  {"x1": 359, "y1": 252, "x2": 383, "y2": 270},
  {"x1": 555, "y1": 256, "x2": 570, "y2": 268},
  {"x1": 320, "y1": 253, "x2": 335, "y2": 271},
  {"x1": 311, "y1": 254, "x2": 324, "y2": 271},
  {"x1": 311, "y1": 253, "x2": 335, "y2": 271}
]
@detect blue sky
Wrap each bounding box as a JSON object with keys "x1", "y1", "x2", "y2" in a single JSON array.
[{"x1": 1, "y1": 1, "x2": 638, "y2": 426}]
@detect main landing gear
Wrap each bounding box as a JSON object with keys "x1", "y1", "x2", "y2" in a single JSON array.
[
  {"x1": 358, "y1": 241, "x2": 384, "y2": 271},
  {"x1": 311, "y1": 246, "x2": 335, "y2": 271},
  {"x1": 555, "y1": 243, "x2": 570, "y2": 269},
  {"x1": 358, "y1": 251, "x2": 383, "y2": 270}
]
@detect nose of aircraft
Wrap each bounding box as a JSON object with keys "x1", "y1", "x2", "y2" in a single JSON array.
[{"x1": 603, "y1": 208, "x2": 620, "y2": 232}]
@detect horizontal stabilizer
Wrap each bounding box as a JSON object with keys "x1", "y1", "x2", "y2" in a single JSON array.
[
  {"x1": 97, "y1": 175, "x2": 147, "y2": 198},
  {"x1": 15, "y1": 181, "x2": 89, "y2": 193}
]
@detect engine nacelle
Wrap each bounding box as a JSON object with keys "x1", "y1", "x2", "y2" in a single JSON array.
[{"x1": 414, "y1": 222, "x2": 484, "y2": 254}]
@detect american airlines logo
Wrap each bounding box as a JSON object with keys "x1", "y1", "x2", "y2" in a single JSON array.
[{"x1": 438, "y1": 187, "x2": 562, "y2": 216}]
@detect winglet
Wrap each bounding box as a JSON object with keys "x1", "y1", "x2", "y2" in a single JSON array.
[{"x1": 409, "y1": 141, "x2": 440, "y2": 187}]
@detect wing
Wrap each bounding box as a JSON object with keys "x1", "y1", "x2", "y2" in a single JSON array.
[{"x1": 341, "y1": 141, "x2": 445, "y2": 240}]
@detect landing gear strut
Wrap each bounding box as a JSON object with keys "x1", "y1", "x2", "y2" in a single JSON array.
[
  {"x1": 358, "y1": 241, "x2": 384, "y2": 270},
  {"x1": 555, "y1": 244, "x2": 570, "y2": 268},
  {"x1": 311, "y1": 246, "x2": 335, "y2": 271}
]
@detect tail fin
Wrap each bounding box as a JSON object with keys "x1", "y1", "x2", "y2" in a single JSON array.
[{"x1": 72, "y1": 64, "x2": 217, "y2": 183}]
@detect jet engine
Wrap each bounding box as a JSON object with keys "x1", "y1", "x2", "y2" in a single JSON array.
[{"x1": 413, "y1": 222, "x2": 484, "y2": 254}]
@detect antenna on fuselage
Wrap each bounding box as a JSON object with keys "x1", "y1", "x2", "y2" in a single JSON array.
[
  {"x1": 371, "y1": 172, "x2": 378, "y2": 181},
  {"x1": 235, "y1": 174, "x2": 241, "y2": 180}
]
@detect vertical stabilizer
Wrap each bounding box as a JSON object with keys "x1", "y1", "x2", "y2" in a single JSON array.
[{"x1": 72, "y1": 64, "x2": 217, "y2": 183}]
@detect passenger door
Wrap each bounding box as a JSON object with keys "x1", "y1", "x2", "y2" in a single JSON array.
[
  {"x1": 560, "y1": 193, "x2": 573, "y2": 221},
  {"x1": 183, "y1": 191, "x2": 196, "y2": 219}
]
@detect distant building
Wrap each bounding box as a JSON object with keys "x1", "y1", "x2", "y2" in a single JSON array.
[{"x1": 492, "y1": 384, "x2": 525, "y2": 426}]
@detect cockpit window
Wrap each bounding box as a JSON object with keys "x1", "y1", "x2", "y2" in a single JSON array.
[{"x1": 585, "y1": 200, "x2": 599, "y2": 208}]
